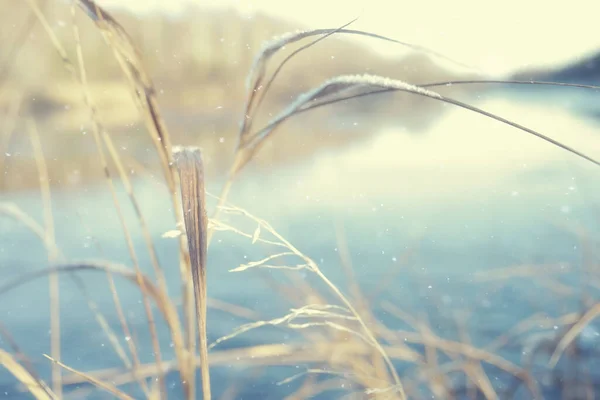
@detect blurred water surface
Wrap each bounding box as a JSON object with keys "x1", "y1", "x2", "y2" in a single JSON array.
[{"x1": 1, "y1": 87, "x2": 600, "y2": 399}]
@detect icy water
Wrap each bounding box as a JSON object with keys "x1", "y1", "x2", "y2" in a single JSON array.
[{"x1": 1, "y1": 88, "x2": 600, "y2": 399}]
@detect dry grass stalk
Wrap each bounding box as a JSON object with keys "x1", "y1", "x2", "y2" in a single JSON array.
[
  {"x1": 74, "y1": 3, "x2": 196, "y2": 393},
  {"x1": 68, "y1": 4, "x2": 166, "y2": 394},
  {"x1": 59, "y1": 341, "x2": 422, "y2": 389},
  {"x1": 26, "y1": 118, "x2": 62, "y2": 398},
  {"x1": 0, "y1": 5, "x2": 39, "y2": 87},
  {"x1": 549, "y1": 302, "x2": 600, "y2": 367},
  {"x1": 0, "y1": 258, "x2": 188, "y2": 390},
  {"x1": 173, "y1": 146, "x2": 211, "y2": 400},
  {"x1": 0, "y1": 202, "x2": 136, "y2": 380},
  {"x1": 0, "y1": 94, "x2": 22, "y2": 190},
  {"x1": 22, "y1": 0, "x2": 163, "y2": 395},
  {"x1": 0, "y1": 323, "x2": 54, "y2": 399},
  {"x1": 0, "y1": 350, "x2": 55, "y2": 400},
  {"x1": 215, "y1": 204, "x2": 406, "y2": 398},
  {"x1": 43, "y1": 355, "x2": 134, "y2": 400}
]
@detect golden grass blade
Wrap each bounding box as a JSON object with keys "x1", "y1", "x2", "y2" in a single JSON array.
[
  {"x1": 0, "y1": 259, "x2": 192, "y2": 397},
  {"x1": 0, "y1": 6, "x2": 39, "y2": 86},
  {"x1": 239, "y1": 26, "x2": 478, "y2": 142},
  {"x1": 61, "y1": 341, "x2": 421, "y2": 388},
  {"x1": 173, "y1": 146, "x2": 211, "y2": 400},
  {"x1": 221, "y1": 205, "x2": 405, "y2": 397},
  {"x1": 0, "y1": 202, "x2": 137, "y2": 381},
  {"x1": 0, "y1": 350, "x2": 54, "y2": 400},
  {"x1": 243, "y1": 18, "x2": 359, "y2": 140},
  {"x1": 68, "y1": 4, "x2": 167, "y2": 394},
  {"x1": 43, "y1": 355, "x2": 134, "y2": 400},
  {"x1": 243, "y1": 74, "x2": 600, "y2": 174},
  {"x1": 0, "y1": 324, "x2": 56, "y2": 400},
  {"x1": 27, "y1": 118, "x2": 61, "y2": 398},
  {"x1": 420, "y1": 79, "x2": 600, "y2": 90},
  {"x1": 463, "y1": 363, "x2": 498, "y2": 400},
  {"x1": 0, "y1": 93, "x2": 22, "y2": 190},
  {"x1": 549, "y1": 303, "x2": 600, "y2": 367},
  {"x1": 21, "y1": 2, "x2": 165, "y2": 395},
  {"x1": 74, "y1": 3, "x2": 195, "y2": 391}
]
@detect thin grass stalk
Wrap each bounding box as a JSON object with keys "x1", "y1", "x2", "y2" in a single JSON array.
[
  {"x1": 26, "y1": 119, "x2": 61, "y2": 398},
  {"x1": 0, "y1": 202, "x2": 137, "y2": 385},
  {"x1": 211, "y1": 24, "x2": 476, "y2": 243},
  {"x1": 0, "y1": 94, "x2": 22, "y2": 190},
  {"x1": 68, "y1": 37, "x2": 166, "y2": 400},
  {"x1": 303, "y1": 79, "x2": 600, "y2": 116},
  {"x1": 43, "y1": 355, "x2": 134, "y2": 400},
  {"x1": 75, "y1": 3, "x2": 196, "y2": 391},
  {"x1": 0, "y1": 350, "x2": 54, "y2": 400},
  {"x1": 219, "y1": 206, "x2": 405, "y2": 398},
  {"x1": 0, "y1": 4, "x2": 39, "y2": 87},
  {"x1": 173, "y1": 146, "x2": 211, "y2": 400},
  {"x1": 69, "y1": 0, "x2": 170, "y2": 301},
  {"x1": 333, "y1": 221, "x2": 393, "y2": 387},
  {"x1": 242, "y1": 75, "x2": 600, "y2": 171},
  {"x1": 0, "y1": 260, "x2": 187, "y2": 386},
  {"x1": 23, "y1": 1, "x2": 163, "y2": 395},
  {"x1": 549, "y1": 302, "x2": 600, "y2": 367},
  {"x1": 0, "y1": 324, "x2": 56, "y2": 399},
  {"x1": 454, "y1": 313, "x2": 497, "y2": 400},
  {"x1": 68, "y1": 6, "x2": 161, "y2": 395},
  {"x1": 245, "y1": 18, "x2": 359, "y2": 139}
]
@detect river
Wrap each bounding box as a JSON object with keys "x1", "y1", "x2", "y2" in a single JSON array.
[{"x1": 1, "y1": 86, "x2": 600, "y2": 399}]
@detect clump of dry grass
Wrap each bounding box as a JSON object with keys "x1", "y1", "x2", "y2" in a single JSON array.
[{"x1": 1, "y1": 0, "x2": 600, "y2": 399}]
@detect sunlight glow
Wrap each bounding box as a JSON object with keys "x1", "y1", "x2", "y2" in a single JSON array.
[{"x1": 99, "y1": 0, "x2": 600, "y2": 76}]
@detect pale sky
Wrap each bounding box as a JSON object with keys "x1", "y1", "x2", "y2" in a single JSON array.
[{"x1": 100, "y1": 0, "x2": 600, "y2": 76}]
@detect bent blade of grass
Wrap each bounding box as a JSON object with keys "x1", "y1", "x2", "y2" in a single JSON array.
[
  {"x1": 234, "y1": 73, "x2": 600, "y2": 177},
  {"x1": 0, "y1": 325, "x2": 56, "y2": 400},
  {"x1": 27, "y1": 119, "x2": 61, "y2": 398},
  {"x1": 0, "y1": 324, "x2": 37, "y2": 378},
  {"x1": 276, "y1": 368, "x2": 373, "y2": 391},
  {"x1": 304, "y1": 79, "x2": 600, "y2": 116},
  {"x1": 0, "y1": 94, "x2": 22, "y2": 190},
  {"x1": 454, "y1": 313, "x2": 497, "y2": 400},
  {"x1": 0, "y1": 260, "x2": 188, "y2": 387},
  {"x1": 70, "y1": 0, "x2": 171, "y2": 304},
  {"x1": 214, "y1": 203, "x2": 406, "y2": 398},
  {"x1": 23, "y1": 1, "x2": 165, "y2": 395},
  {"x1": 381, "y1": 301, "x2": 540, "y2": 397},
  {"x1": 43, "y1": 355, "x2": 134, "y2": 400},
  {"x1": 0, "y1": 202, "x2": 138, "y2": 387},
  {"x1": 333, "y1": 220, "x2": 394, "y2": 387},
  {"x1": 419, "y1": 79, "x2": 600, "y2": 90},
  {"x1": 74, "y1": 4, "x2": 196, "y2": 388},
  {"x1": 209, "y1": 25, "x2": 483, "y2": 232},
  {"x1": 242, "y1": 27, "x2": 479, "y2": 132},
  {"x1": 0, "y1": 5, "x2": 39, "y2": 87},
  {"x1": 243, "y1": 18, "x2": 359, "y2": 141},
  {"x1": 0, "y1": 350, "x2": 55, "y2": 400},
  {"x1": 61, "y1": 341, "x2": 422, "y2": 389},
  {"x1": 173, "y1": 146, "x2": 212, "y2": 400},
  {"x1": 549, "y1": 303, "x2": 600, "y2": 367},
  {"x1": 229, "y1": 252, "x2": 297, "y2": 272},
  {"x1": 0, "y1": 201, "x2": 137, "y2": 376},
  {"x1": 209, "y1": 304, "x2": 355, "y2": 351}
]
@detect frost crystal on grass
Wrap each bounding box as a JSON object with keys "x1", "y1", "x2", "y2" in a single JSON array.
[
  {"x1": 161, "y1": 229, "x2": 182, "y2": 239},
  {"x1": 251, "y1": 73, "x2": 442, "y2": 147},
  {"x1": 245, "y1": 29, "x2": 307, "y2": 89},
  {"x1": 330, "y1": 74, "x2": 442, "y2": 98}
]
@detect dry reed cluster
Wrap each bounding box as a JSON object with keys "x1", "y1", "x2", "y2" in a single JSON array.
[{"x1": 1, "y1": 0, "x2": 600, "y2": 399}]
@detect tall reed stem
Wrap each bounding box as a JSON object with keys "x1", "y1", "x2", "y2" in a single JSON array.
[{"x1": 173, "y1": 146, "x2": 211, "y2": 400}]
